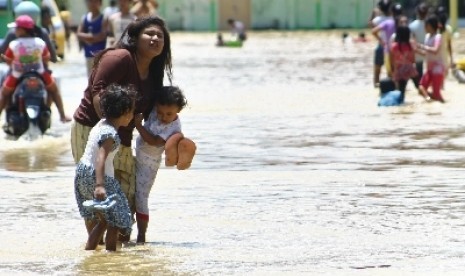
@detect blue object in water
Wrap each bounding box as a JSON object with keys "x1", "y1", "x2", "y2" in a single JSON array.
[{"x1": 378, "y1": 90, "x2": 403, "y2": 106}]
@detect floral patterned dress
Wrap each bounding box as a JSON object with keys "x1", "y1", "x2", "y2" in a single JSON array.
[{"x1": 74, "y1": 119, "x2": 132, "y2": 236}]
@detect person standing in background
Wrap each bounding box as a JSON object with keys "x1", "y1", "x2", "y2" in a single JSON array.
[
  {"x1": 59, "y1": 4, "x2": 72, "y2": 50},
  {"x1": 131, "y1": 0, "x2": 158, "y2": 18},
  {"x1": 77, "y1": 0, "x2": 108, "y2": 77},
  {"x1": 369, "y1": 0, "x2": 392, "y2": 87},
  {"x1": 103, "y1": 0, "x2": 119, "y2": 19},
  {"x1": 416, "y1": 15, "x2": 446, "y2": 103},
  {"x1": 108, "y1": 0, "x2": 136, "y2": 47},
  {"x1": 372, "y1": 0, "x2": 396, "y2": 80},
  {"x1": 436, "y1": 6, "x2": 455, "y2": 80},
  {"x1": 409, "y1": 2, "x2": 428, "y2": 92},
  {"x1": 390, "y1": 26, "x2": 418, "y2": 102}
]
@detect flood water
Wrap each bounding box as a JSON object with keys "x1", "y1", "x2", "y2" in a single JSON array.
[{"x1": 1, "y1": 31, "x2": 465, "y2": 275}]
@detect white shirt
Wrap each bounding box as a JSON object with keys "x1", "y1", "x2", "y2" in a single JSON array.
[
  {"x1": 6, "y1": 37, "x2": 48, "y2": 78},
  {"x1": 409, "y1": 19, "x2": 426, "y2": 62},
  {"x1": 136, "y1": 107, "x2": 182, "y2": 156},
  {"x1": 80, "y1": 120, "x2": 120, "y2": 178},
  {"x1": 109, "y1": 12, "x2": 137, "y2": 43}
]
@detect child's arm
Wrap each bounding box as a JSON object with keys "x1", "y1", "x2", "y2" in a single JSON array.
[
  {"x1": 77, "y1": 15, "x2": 108, "y2": 44},
  {"x1": 76, "y1": 16, "x2": 92, "y2": 44},
  {"x1": 134, "y1": 113, "x2": 166, "y2": 147},
  {"x1": 421, "y1": 34, "x2": 442, "y2": 54},
  {"x1": 94, "y1": 138, "x2": 114, "y2": 200},
  {"x1": 371, "y1": 25, "x2": 383, "y2": 45}
]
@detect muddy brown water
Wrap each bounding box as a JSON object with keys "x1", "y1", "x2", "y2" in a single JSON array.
[{"x1": 1, "y1": 31, "x2": 465, "y2": 275}]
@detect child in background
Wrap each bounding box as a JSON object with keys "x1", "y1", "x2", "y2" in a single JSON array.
[
  {"x1": 77, "y1": 0, "x2": 108, "y2": 77},
  {"x1": 416, "y1": 15, "x2": 446, "y2": 102},
  {"x1": 108, "y1": 0, "x2": 137, "y2": 48},
  {"x1": 134, "y1": 86, "x2": 196, "y2": 243},
  {"x1": 390, "y1": 25, "x2": 417, "y2": 103},
  {"x1": 74, "y1": 84, "x2": 135, "y2": 251},
  {"x1": 0, "y1": 15, "x2": 61, "y2": 119}
]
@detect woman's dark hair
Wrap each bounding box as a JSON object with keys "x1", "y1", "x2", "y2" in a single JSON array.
[
  {"x1": 395, "y1": 25, "x2": 411, "y2": 52},
  {"x1": 425, "y1": 15, "x2": 439, "y2": 31},
  {"x1": 93, "y1": 16, "x2": 173, "y2": 86},
  {"x1": 100, "y1": 84, "x2": 136, "y2": 118},
  {"x1": 156, "y1": 86, "x2": 187, "y2": 111}
]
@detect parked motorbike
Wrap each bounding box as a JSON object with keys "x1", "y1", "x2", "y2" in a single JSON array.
[{"x1": 1, "y1": 71, "x2": 51, "y2": 139}]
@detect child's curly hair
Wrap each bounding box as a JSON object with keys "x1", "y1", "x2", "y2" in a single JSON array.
[
  {"x1": 100, "y1": 84, "x2": 136, "y2": 118},
  {"x1": 156, "y1": 86, "x2": 187, "y2": 111}
]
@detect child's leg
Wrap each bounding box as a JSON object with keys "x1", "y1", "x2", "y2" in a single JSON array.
[
  {"x1": 135, "y1": 151, "x2": 160, "y2": 243},
  {"x1": 430, "y1": 73, "x2": 445, "y2": 102},
  {"x1": 0, "y1": 76, "x2": 17, "y2": 115},
  {"x1": 165, "y1": 133, "x2": 184, "y2": 166},
  {"x1": 0, "y1": 86, "x2": 14, "y2": 115},
  {"x1": 44, "y1": 75, "x2": 71, "y2": 122},
  {"x1": 418, "y1": 71, "x2": 432, "y2": 101},
  {"x1": 105, "y1": 225, "x2": 119, "y2": 251},
  {"x1": 176, "y1": 138, "x2": 196, "y2": 170},
  {"x1": 85, "y1": 214, "x2": 107, "y2": 250}
]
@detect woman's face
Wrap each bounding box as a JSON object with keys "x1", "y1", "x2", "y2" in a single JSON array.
[{"x1": 137, "y1": 24, "x2": 165, "y2": 59}]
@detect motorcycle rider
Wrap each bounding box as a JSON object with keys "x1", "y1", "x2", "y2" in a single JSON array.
[
  {"x1": 0, "y1": 1, "x2": 71, "y2": 123},
  {"x1": 0, "y1": 15, "x2": 58, "y2": 117}
]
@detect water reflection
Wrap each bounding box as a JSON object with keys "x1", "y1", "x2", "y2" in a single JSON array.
[
  {"x1": 75, "y1": 244, "x2": 186, "y2": 275},
  {"x1": 0, "y1": 136, "x2": 70, "y2": 172}
]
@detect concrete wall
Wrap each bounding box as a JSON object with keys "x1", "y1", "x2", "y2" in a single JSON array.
[
  {"x1": 158, "y1": 0, "x2": 377, "y2": 31},
  {"x1": 250, "y1": 0, "x2": 375, "y2": 30},
  {"x1": 68, "y1": 0, "x2": 463, "y2": 31}
]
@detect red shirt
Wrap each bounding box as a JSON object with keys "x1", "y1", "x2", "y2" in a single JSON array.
[{"x1": 73, "y1": 49, "x2": 160, "y2": 146}]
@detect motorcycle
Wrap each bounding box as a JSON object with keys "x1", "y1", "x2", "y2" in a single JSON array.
[{"x1": 1, "y1": 71, "x2": 51, "y2": 139}]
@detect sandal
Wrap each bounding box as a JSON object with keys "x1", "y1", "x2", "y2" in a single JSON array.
[{"x1": 83, "y1": 194, "x2": 118, "y2": 211}]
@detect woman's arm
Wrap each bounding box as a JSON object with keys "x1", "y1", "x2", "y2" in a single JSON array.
[{"x1": 91, "y1": 51, "x2": 133, "y2": 118}]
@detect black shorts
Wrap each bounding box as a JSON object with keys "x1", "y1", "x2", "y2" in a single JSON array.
[{"x1": 374, "y1": 44, "x2": 384, "y2": 66}]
